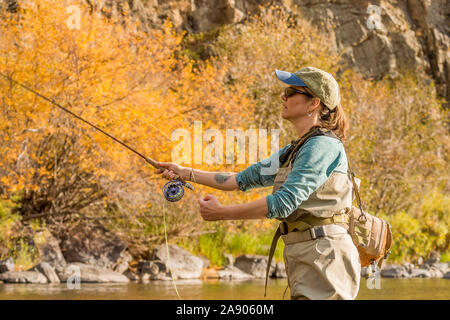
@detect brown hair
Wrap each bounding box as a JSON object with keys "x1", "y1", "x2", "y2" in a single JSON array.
[
  {"x1": 318, "y1": 102, "x2": 349, "y2": 141},
  {"x1": 301, "y1": 86, "x2": 349, "y2": 141}
]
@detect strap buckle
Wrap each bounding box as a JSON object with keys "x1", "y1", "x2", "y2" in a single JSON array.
[{"x1": 309, "y1": 226, "x2": 325, "y2": 239}]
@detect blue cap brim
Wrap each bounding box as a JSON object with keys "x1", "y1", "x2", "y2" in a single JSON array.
[{"x1": 275, "y1": 69, "x2": 307, "y2": 87}]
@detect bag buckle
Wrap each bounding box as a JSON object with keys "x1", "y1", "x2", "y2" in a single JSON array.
[{"x1": 309, "y1": 226, "x2": 325, "y2": 239}]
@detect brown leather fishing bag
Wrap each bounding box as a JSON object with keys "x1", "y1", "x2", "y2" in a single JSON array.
[{"x1": 344, "y1": 168, "x2": 392, "y2": 268}]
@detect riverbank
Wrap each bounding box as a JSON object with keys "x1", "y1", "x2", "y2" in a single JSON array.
[
  {"x1": 0, "y1": 216, "x2": 449, "y2": 285},
  {"x1": 1, "y1": 242, "x2": 449, "y2": 285}
]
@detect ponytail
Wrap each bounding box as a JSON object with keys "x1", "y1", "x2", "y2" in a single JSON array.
[
  {"x1": 300, "y1": 86, "x2": 349, "y2": 141},
  {"x1": 318, "y1": 102, "x2": 349, "y2": 141}
]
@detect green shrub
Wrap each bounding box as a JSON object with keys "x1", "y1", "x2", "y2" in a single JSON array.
[
  {"x1": 381, "y1": 188, "x2": 449, "y2": 263},
  {"x1": 179, "y1": 221, "x2": 284, "y2": 267},
  {"x1": 0, "y1": 199, "x2": 37, "y2": 269}
]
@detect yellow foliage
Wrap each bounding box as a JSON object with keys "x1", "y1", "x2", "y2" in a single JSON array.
[
  {"x1": 383, "y1": 189, "x2": 449, "y2": 262},
  {"x1": 0, "y1": 0, "x2": 253, "y2": 208}
]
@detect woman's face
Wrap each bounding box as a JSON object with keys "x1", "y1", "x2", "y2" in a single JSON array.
[{"x1": 281, "y1": 86, "x2": 317, "y2": 120}]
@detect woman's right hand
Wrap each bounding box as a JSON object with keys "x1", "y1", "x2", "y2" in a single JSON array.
[{"x1": 155, "y1": 162, "x2": 190, "y2": 181}]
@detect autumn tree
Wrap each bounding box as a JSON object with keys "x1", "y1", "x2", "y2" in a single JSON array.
[{"x1": 0, "y1": 0, "x2": 254, "y2": 252}]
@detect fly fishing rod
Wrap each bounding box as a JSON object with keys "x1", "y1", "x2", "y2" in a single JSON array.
[{"x1": 0, "y1": 72, "x2": 194, "y2": 202}]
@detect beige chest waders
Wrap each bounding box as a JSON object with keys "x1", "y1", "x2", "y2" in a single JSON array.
[{"x1": 264, "y1": 127, "x2": 361, "y2": 300}]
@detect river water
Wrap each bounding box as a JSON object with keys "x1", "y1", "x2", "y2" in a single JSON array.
[{"x1": 0, "y1": 278, "x2": 449, "y2": 300}]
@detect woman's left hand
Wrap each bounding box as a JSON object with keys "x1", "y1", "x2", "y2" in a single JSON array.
[{"x1": 198, "y1": 195, "x2": 226, "y2": 221}]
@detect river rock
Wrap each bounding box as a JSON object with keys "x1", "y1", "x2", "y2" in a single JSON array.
[
  {"x1": 201, "y1": 268, "x2": 219, "y2": 279},
  {"x1": 0, "y1": 257, "x2": 15, "y2": 273},
  {"x1": 410, "y1": 268, "x2": 431, "y2": 278},
  {"x1": 0, "y1": 271, "x2": 48, "y2": 284},
  {"x1": 224, "y1": 253, "x2": 234, "y2": 266},
  {"x1": 403, "y1": 263, "x2": 415, "y2": 274},
  {"x1": 415, "y1": 263, "x2": 445, "y2": 278},
  {"x1": 138, "y1": 260, "x2": 171, "y2": 281},
  {"x1": 151, "y1": 245, "x2": 204, "y2": 279},
  {"x1": 114, "y1": 251, "x2": 132, "y2": 274},
  {"x1": 420, "y1": 262, "x2": 448, "y2": 277},
  {"x1": 31, "y1": 262, "x2": 60, "y2": 283},
  {"x1": 57, "y1": 263, "x2": 129, "y2": 283},
  {"x1": 443, "y1": 271, "x2": 450, "y2": 279},
  {"x1": 234, "y1": 254, "x2": 275, "y2": 279},
  {"x1": 33, "y1": 229, "x2": 66, "y2": 272},
  {"x1": 428, "y1": 264, "x2": 444, "y2": 278},
  {"x1": 380, "y1": 264, "x2": 410, "y2": 278},
  {"x1": 123, "y1": 269, "x2": 139, "y2": 281},
  {"x1": 431, "y1": 262, "x2": 449, "y2": 275},
  {"x1": 424, "y1": 251, "x2": 440, "y2": 265},
  {"x1": 199, "y1": 255, "x2": 210, "y2": 269},
  {"x1": 430, "y1": 269, "x2": 444, "y2": 278},
  {"x1": 418, "y1": 263, "x2": 431, "y2": 270},
  {"x1": 217, "y1": 265, "x2": 253, "y2": 280},
  {"x1": 59, "y1": 222, "x2": 130, "y2": 273}
]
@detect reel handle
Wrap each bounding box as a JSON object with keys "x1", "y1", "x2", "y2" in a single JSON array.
[{"x1": 182, "y1": 180, "x2": 194, "y2": 190}]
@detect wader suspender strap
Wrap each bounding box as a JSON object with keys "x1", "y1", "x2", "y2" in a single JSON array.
[
  {"x1": 280, "y1": 126, "x2": 323, "y2": 168},
  {"x1": 264, "y1": 226, "x2": 281, "y2": 297}
]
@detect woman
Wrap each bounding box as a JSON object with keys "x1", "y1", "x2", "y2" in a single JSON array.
[{"x1": 156, "y1": 66, "x2": 361, "y2": 300}]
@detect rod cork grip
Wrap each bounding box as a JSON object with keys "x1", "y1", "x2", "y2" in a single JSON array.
[{"x1": 145, "y1": 157, "x2": 160, "y2": 169}]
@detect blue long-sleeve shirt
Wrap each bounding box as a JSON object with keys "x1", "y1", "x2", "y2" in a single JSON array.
[{"x1": 235, "y1": 136, "x2": 349, "y2": 219}]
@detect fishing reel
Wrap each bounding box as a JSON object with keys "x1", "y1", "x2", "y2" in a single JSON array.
[{"x1": 162, "y1": 179, "x2": 194, "y2": 202}]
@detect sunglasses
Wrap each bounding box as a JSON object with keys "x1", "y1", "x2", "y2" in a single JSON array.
[{"x1": 284, "y1": 87, "x2": 314, "y2": 99}]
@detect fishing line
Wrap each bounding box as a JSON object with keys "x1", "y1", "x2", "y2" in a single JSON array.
[
  {"x1": 162, "y1": 200, "x2": 181, "y2": 300},
  {"x1": 0, "y1": 72, "x2": 194, "y2": 198},
  {"x1": 162, "y1": 169, "x2": 197, "y2": 300},
  {"x1": 1, "y1": 73, "x2": 198, "y2": 299}
]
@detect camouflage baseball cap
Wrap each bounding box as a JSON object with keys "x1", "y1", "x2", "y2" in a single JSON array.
[{"x1": 275, "y1": 67, "x2": 341, "y2": 110}]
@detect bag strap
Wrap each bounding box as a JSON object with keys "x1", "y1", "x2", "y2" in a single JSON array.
[
  {"x1": 348, "y1": 162, "x2": 368, "y2": 222},
  {"x1": 279, "y1": 127, "x2": 319, "y2": 167},
  {"x1": 265, "y1": 226, "x2": 281, "y2": 297}
]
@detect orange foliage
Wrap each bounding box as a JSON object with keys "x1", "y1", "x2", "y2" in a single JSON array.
[{"x1": 0, "y1": 0, "x2": 254, "y2": 212}]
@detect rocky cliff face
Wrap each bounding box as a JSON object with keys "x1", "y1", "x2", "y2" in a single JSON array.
[
  {"x1": 157, "y1": 0, "x2": 449, "y2": 107},
  {"x1": 2, "y1": 0, "x2": 448, "y2": 106},
  {"x1": 138, "y1": 0, "x2": 450, "y2": 108}
]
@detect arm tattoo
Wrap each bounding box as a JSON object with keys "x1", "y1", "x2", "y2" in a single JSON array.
[{"x1": 214, "y1": 173, "x2": 232, "y2": 184}]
